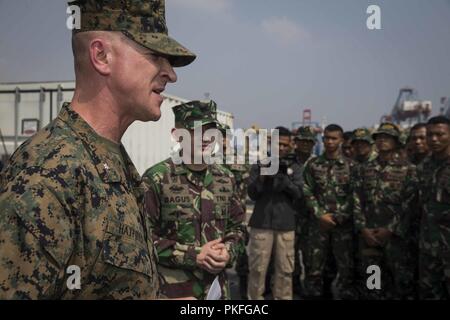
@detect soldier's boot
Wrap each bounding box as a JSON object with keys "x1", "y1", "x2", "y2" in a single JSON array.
[{"x1": 239, "y1": 275, "x2": 248, "y2": 300}]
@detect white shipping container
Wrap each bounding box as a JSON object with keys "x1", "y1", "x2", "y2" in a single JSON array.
[{"x1": 0, "y1": 81, "x2": 234, "y2": 174}]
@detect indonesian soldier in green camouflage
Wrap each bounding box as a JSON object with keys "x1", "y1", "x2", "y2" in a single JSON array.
[
  {"x1": 303, "y1": 124, "x2": 358, "y2": 299},
  {"x1": 353, "y1": 123, "x2": 418, "y2": 299},
  {"x1": 218, "y1": 123, "x2": 251, "y2": 299},
  {"x1": 292, "y1": 126, "x2": 317, "y2": 296},
  {"x1": 0, "y1": 0, "x2": 195, "y2": 299},
  {"x1": 350, "y1": 127, "x2": 377, "y2": 294},
  {"x1": 417, "y1": 116, "x2": 450, "y2": 299},
  {"x1": 351, "y1": 128, "x2": 377, "y2": 166},
  {"x1": 218, "y1": 123, "x2": 251, "y2": 211},
  {"x1": 143, "y1": 100, "x2": 245, "y2": 300}
]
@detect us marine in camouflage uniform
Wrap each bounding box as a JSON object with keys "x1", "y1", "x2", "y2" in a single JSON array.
[
  {"x1": 218, "y1": 123, "x2": 251, "y2": 300},
  {"x1": 353, "y1": 123, "x2": 418, "y2": 299},
  {"x1": 303, "y1": 124, "x2": 357, "y2": 299},
  {"x1": 417, "y1": 116, "x2": 450, "y2": 299},
  {"x1": 292, "y1": 126, "x2": 317, "y2": 296},
  {"x1": 143, "y1": 100, "x2": 245, "y2": 300},
  {"x1": 0, "y1": 0, "x2": 195, "y2": 299}
]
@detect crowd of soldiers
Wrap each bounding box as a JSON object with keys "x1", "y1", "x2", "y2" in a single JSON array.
[
  {"x1": 0, "y1": 0, "x2": 449, "y2": 301},
  {"x1": 234, "y1": 119, "x2": 450, "y2": 300}
]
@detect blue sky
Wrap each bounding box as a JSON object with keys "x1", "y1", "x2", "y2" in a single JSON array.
[{"x1": 1, "y1": 0, "x2": 449, "y2": 130}]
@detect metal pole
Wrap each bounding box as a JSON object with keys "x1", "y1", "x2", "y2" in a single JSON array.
[
  {"x1": 14, "y1": 87, "x2": 20, "y2": 150},
  {"x1": 49, "y1": 91, "x2": 53, "y2": 122},
  {"x1": 39, "y1": 87, "x2": 45, "y2": 130},
  {"x1": 57, "y1": 85, "x2": 63, "y2": 113},
  {"x1": 0, "y1": 128, "x2": 8, "y2": 158}
]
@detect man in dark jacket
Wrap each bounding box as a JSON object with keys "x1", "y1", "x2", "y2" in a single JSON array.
[{"x1": 247, "y1": 126, "x2": 303, "y2": 300}]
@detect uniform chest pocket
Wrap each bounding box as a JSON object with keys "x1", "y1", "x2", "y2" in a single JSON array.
[
  {"x1": 335, "y1": 172, "x2": 350, "y2": 196},
  {"x1": 314, "y1": 173, "x2": 328, "y2": 191},
  {"x1": 160, "y1": 185, "x2": 194, "y2": 221},
  {"x1": 212, "y1": 183, "x2": 232, "y2": 220},
  {"x1": 102, "y1": 219, "x2": 155, "y2": 278}
]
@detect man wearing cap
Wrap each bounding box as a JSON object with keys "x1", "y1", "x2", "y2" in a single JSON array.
[
  {"x1": 0, "y1": 0, "x2": 195, "y2": 299},
  {"x1": 351, "y1": 128, "x2": 377, "y2": 165},
  {"x1": 218, "y1": 123, "x2": 251, "y2": 300},
  {"x1": 353, "y1": 122, "x2": 418, "y2": 299},
  {"x1": 291, "y1": 126, "x2": 317, "y2": 296},
  {"x1": 347, "y1": 127, "x2": 377, "y2": 296},
  {"x1": 417, "y1": 116, "x2": 450, "y2": 299},
  {"x1": 142, "y1": 100, "x2": 245, "y2": 300},
  {"x1": 218, "y1": 124, "x2": 250, "y2": 213}
]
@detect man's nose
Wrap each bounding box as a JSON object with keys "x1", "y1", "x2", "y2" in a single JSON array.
[{"x1": 161, "y1": 58, "x2": 178, "y2": 83}]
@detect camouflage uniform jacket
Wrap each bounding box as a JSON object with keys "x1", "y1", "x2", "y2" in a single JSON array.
[
  {"x1": 353, "y1": 156, "x2": 418, "y2": 237},
  {"x1": 143, "y1": 158, "x2": 245, "y2": 299},
  {"x1": 417, "y1": 155, "x2": 450, "y2": 256},
  {"x1": 303, "y1": 153, "x2": 357, "y2": 225},
  {"x1": 0, "y1": 103, "x2": 159, "y2": 299},
  {"x1": 222, "y1": 160, "x2": 250, "y2": 211},
  {"x1": 294, "y1": 153, "x2": 315, "y2": 231}
]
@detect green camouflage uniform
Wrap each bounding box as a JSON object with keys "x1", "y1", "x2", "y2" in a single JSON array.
[
  {"x1": 303, "y1": 153, "x2": 358, "y2": 299},
  {"x1": 0, "y1": 0, "x2": 195, "y2": 300},
  {"x1": 351, "y1": 127, "x2": 377, "y2": 295},
  {"x1": 417, "y1": 155, "x2": 450, "y2": 299},
  {"x1": 0, "y1": 103, "x2": 159, "y2": 299},
  {"x1": 354, "y1": 123, "x2": 419, "y2": 299},
  {"x1": 292, "y1": 126, "x2": 317, "y2": 293},
  {"x1": 218, "y1": 125, "x2": 251, "y2": 283},
  {"x1": 143, "y1": 100, "x2": 245, "y2": 300}
]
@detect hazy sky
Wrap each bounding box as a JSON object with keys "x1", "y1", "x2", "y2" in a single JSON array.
[{"x1": 1, "y1": 0, "x2": 449, "y2": 131}]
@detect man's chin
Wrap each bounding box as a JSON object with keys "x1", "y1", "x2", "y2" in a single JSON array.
[{"x1": 141, "y1": 106, "x2": 162, "y2": 122}]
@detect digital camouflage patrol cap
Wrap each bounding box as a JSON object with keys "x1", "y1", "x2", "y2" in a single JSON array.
[
  {"x1": 173, "y1": 100, "x2": 219, "y2": 130},
  {"x1": 69, "y1": 0, "x2": 196, "y2": 67},
  {"x1": 352, "y1": 128, "x2": 374, "y2": 144},
  {"x1": 372, "y1": 122, "x2": 400, "y2": 140},
  {"x1": 294, "y1": 126, "x2": 317, "y2": 142}
]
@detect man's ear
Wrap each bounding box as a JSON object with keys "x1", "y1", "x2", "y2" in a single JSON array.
[{"x1": 89, "y1": 38, "x2": 112, "y2": 76}]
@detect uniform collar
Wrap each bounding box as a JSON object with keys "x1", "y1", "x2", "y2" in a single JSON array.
[
  {"x1": 320, "y1": 152, "x2": 346, "y2": 165},
  {"x1": 57, "y1": 102, "x2": 141, "y2": 186},
  {"x1": 172, "y1": 161, "x2": 214, "y2": 188}
]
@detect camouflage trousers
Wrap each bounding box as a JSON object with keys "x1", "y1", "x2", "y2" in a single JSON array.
[
  {"x1": 303, "y1": 219, "x2": 356, "y2": 299},
  {"x1": 358, "y1": 235, "x2": 415, "y2": 300},
  {"x1": 235, "y1": 228, "x2": 249, "y2": 277},
  {"x1": 293, "y1": 219, "x2": 308, "y2": 286},
  {"x1": 419, "y1": 225, "x2": 450, "y2": 300}
]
